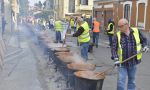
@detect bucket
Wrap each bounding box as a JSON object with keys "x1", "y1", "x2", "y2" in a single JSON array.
[{"x1": 74, "y1": 71, "x2": 105, "y2": 90}]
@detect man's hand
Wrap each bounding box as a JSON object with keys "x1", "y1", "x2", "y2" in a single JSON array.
[
  {"x1": 113, "y1": 58, "x2": 121, "y2": 66},
  {"x1": 142, "y1": 46, "x2": 149, "y2": 53}
]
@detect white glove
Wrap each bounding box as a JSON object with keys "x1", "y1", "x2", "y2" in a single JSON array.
[
  {"x1": 142, "y1": 46, "x2": 149, "y2": 53},
  {"x1": 114, "y1": 58, "x2": 119, "y2": 61},
  {"x1": 114, "y1": 61, "x2": 120, "y2": 65},
  {"x1": 113, "y1": 58, "x2": 121, "y2": 66}
]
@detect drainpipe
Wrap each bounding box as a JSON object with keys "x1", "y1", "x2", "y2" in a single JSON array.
[
  {"x1": 0, "y1": 0, "x2": 2, "y2": 35},
  {"x1": 10, "y1": 4, "x2": 13, "y2": 33},
  {"x1": 92, "y1": 6, "x2": 94, "y2": 19}
]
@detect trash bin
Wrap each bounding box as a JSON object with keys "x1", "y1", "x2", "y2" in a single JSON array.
[{"x1": 74, "y1": 71, "x2": 105, "y2": 90}]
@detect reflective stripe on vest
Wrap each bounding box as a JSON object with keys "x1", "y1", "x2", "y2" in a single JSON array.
[
  {"x1": 55, "y1": 21, "x2": 63, "y2": 31},
  {"x1": 107, "y1": 23, "x2": 114, "y2": 34},
  {"x1": 117, "y1": 27, "x2": 142, "y2": 63},
  {"x1": 78, "y1": 22, "x2": 90, "y2": 43},
  {"x1": 93, "y1": 21, "x2": 100, "y2": 32}
]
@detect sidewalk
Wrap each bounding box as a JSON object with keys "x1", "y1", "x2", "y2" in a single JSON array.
[{"x1": 0, "y1": 25, "x2": 43, "y2": 90}]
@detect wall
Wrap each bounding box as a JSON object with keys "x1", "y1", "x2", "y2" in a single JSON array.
[
  {"x1": 145, "y1": 0, "x2": 150, "y2": 31},
  {"x1": 0, "y1": 0, "x2": 2, "y2": 34},
  {"x1": 63, "y1": 0, "x2": 69, "y2": 17},
  {"x1": 94, "y1": 2, "x2": 115, "y2": 29},
  {"x1": 4, "y1": 0, "x2": 12, "y2": 33},
  {"x1": 130, "y1": 0, "x2": 137, "y2": 27}
]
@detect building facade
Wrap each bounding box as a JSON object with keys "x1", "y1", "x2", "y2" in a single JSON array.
[
  {"x1": 1, "y1": 0, "x2": 12, "y2": 34},
  {"x1": 75, "y1": 0, "x2": 93, "y2": 16},
  {"x1": 94, "y1": 0, "x2": 150, "y2": 32},
  {"x1": 46, "y1": 0, "x2": 93, "y2": 20},
  {"x1": 19, "y1": 0, "x2": 29, "y2": 16},
  {"x1": 11, "y1": 0, "x2": 19, "y2": 30}
]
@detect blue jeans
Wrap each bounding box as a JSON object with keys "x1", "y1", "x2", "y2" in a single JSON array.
[
  {"x1": 93, "y1": 32, "x2": 99, "y2": 46},
  {"x1": 55, "y1": 31, "x2": 61, "y2": 43},
  {"x1": 117, "y1": 65, "x2": 137, "y2": 90},
  {"x1": 80, "y1": 42, "x2": 89, "y2": 60}
]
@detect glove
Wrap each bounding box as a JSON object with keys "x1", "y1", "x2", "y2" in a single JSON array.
[
  {"x1": 114, "y1": 61, "x2": 120, "y2": 65},
  {"x1": 114, "y1": 58, "x2": 119, "y2": 61},
  {"x1": 142, "y1": 46, "x2": 149, "y2": 53},
  {"x1": 111, "y1": 57, "x2": 118, "y2": 60},
  {"x1": 113, "y1": 58, "x2": 121, "y2": 66}
]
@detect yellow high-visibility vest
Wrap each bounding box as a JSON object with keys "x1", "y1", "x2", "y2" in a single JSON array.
[
  {"x1": 107, "y1": 23, "x2": 114, "y2": 34},
  {"x1": 78, "y1": 22, "x2": 90, "y2": 43},
  {"x1": 76, "y1": 24, "x2": 80, "y2": 30},
  {"x1": 70, "y1": 19, "x2": 74, "y2": 27},
  {"x1": 117, "y1": 27, "x2": 142, "y2": 62},
  {"x1": 54, "y1": 20, "x2": 63, "y2": 31}
]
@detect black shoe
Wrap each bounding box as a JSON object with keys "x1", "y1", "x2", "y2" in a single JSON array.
[
  {"x1": 54, "y1": 41, "x2": 58, "y2": 43},
  {"x1": 107, "y1": 46, "x2": 110, "y2": 48},
  {"x1": 59, "y1": 41, "x2": 63, "y2": 43},
  {"x1": 96, "y1": 45, "x2": 98, "y2": 48}
]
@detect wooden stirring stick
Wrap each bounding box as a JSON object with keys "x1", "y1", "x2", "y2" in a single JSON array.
[{"x1": 96, "y1": 50, "x2": 143, "y2": 77}]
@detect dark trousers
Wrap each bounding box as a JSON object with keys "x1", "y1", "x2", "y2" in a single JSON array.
[
  {"x1": 93, "y1": 32, "x2": 99, "y2": 46},
  {"x1": 55, "y1": 31, "x2": 61, "y2": 43},
  {"x1": 108, "y1": 35, "x2": 113, "y2": 47},
  {"x1": 49, "y1": 24, "x2": 54, "y2": 29}
]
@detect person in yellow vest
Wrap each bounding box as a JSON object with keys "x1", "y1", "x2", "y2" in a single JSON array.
[
  {"x1": 67, "y1": 17, "x2": 90, "y2": 60},
  {"x1": 70, "y1": 18, "x2": 75, "y2": 33},
  {"x1": 92, "y1": 18, "x2": 100, "y2": 48},
  {"x1": 106, "y1": 19, "x2": 115, "y2": 47},
  {"x1": 54, "y1": 19, "x2": 63, "y2": 43},
  {"x1": 111, "y1": 18, "x2": 149, "y2": 90}
]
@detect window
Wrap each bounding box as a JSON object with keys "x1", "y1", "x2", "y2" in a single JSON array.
[
  {"x1": 80, "y1": 0, "x2": 88, "y2": 5},
  {"x1": 68, "y1": 0, "x2": 75, "y2": 13},
  {"x1": 124, "y1": 4, "x2": 130, "y2": 22},
  {"x1": 50, "y1": 0, "x2": 54, "y2": 9},
  {"x1": 137, "y1": 3, "x2": 145, "y2": 28}
]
